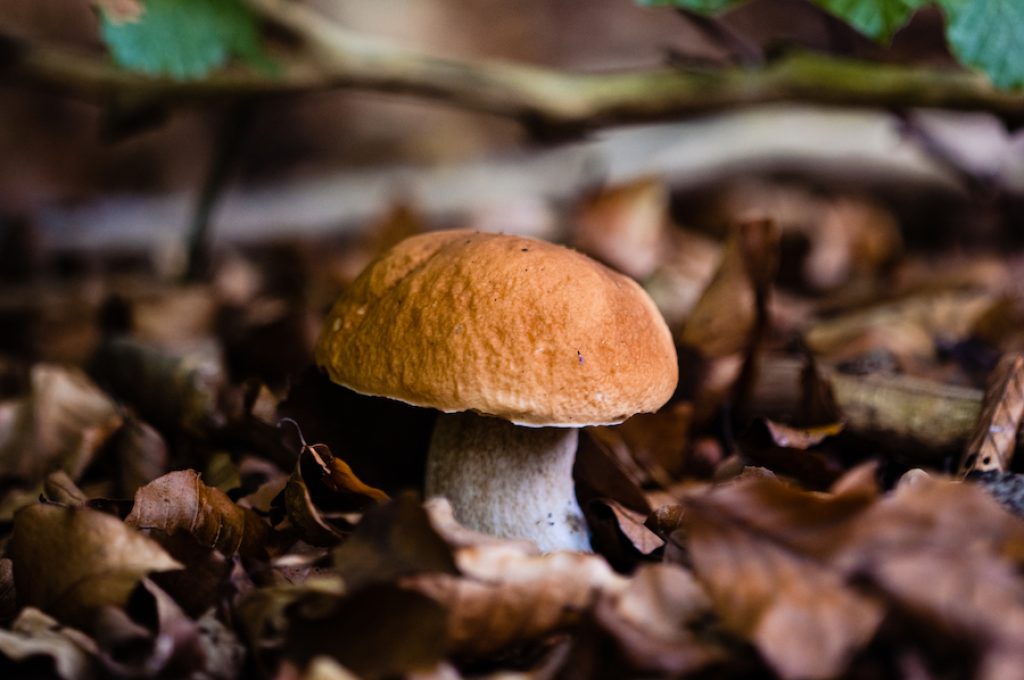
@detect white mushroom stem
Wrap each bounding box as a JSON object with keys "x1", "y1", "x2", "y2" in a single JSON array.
[{"x1": 425, "y1": 412, "x2": 591, "y2": 552}]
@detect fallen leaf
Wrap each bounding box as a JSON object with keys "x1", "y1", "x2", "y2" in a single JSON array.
[
  {"x1": 804, "y1": 196, "x2": 902, "y2": 292},
  {"x1": 43, "y1": 470, "x2": 89, "y2": 506},
  {"x1": 831, "y1": 476, "x2": 1024, "y2": 680},
  {"x1": 126, "y1": 469, "x2": 273, "y2": 559},
  {"x1": 644, "y1": 228, "x2": 721, "y2": 329},
  {"x1": 278, "y1": 368, "x2": 434, "y2": 494},
  {"x1": 401, "y1": 498, "x2": 629, "y2": 657},
  {"x1": 590, "y1": 402, "x2": 692, "y2": 485},
  {"x1": 806, "y1": 290, "x2": 992, "y2": 368},
  {"x1": 611, "y1": 564, "x2": 710, "y2": 637},
  {"x1": 572, "y1": 177, "x2": 669, "y2": 280},
  {"x1": 0, "y1": 607, "x2": 99, "y2": 680},
  {"x1": 91, "y1": 337, "x2": 224, "y2": 436},
  {"x1": 738, "y1": 419, "x2": 846, "y2": 489},
  {"x1": 0, "y1": 365, "x2": 122, "y2": 485},
  {"x1": 282, "y1": 437, "x2": 390, "y2": 547},
  {"x1": 282, "y1": 584, "x2": 449, "y2": 680},
  {"x1": 195, "y1": 609, "x2": 247, "y2": 680},
  {"x1": 143, "y1": 531, "x2": 237, "y2": 619},
  {"x1": 300, "y1": 656, "x2": 361, "y2": 680},
  {"x1": 108, "y1": 417, "x2": 168, "y2": 498},
  {"x1": 92, "y1": 579, "x2": 204, "y2": 678},
  {"x1": 678, "y1": 218, "x2": 779, "y2": 423},
  {"x1": 959, "y1": 352, "x2": 1024, "y2": 475},
  {"x1": 681, "y1": 493, "x2": 884, "y2": 679},
  {"x1": 587, "y1": 499, "x2": 664, "y2": 555},
  {"x1": 10, "y1": 503, "x2": 182, "y2": 630},
  {"x1": 762, "y1": 420, "x2": 845, "y2": 449},
  {"x1": 332, "y1": 493, "x2": 457, "y2": 590},
  {"x1": 560, "y1": 564, "x2": 721, "y2": 678}
]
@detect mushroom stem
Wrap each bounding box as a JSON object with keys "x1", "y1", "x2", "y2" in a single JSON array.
[{"x1": 425, "y1": 412, "x2": 591, "y2": 552}]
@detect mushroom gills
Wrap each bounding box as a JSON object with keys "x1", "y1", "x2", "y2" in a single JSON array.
[{"x1": 425, "y1": 411, "x2": 591, "y2": 552}]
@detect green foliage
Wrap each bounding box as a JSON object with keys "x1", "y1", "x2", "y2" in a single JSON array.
[
  {"x1": 940, "y1": 0, "x2": 1024, "y2": 89},
  {"x1": 100, "y1": 0, "x2": 272, "y2": 80},
  {"x1": 813, "y1": 0, "x2": 925, "y2": 40},
  {"x1": 642, "y1": 0, "x2": 1024, "y2": 89}
]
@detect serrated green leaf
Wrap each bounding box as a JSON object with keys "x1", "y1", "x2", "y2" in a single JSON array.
[
  {"x1": 940, "y1": 0, "x2": 1024, "y2": 89},
  {"x1": 812, "y1": 0, "x2": 927, "y2": 41},
  {"x1": 100, "y1": 0, "x2": 272, "y2": 80}
]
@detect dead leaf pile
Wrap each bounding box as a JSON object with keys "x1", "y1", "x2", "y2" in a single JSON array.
[{"x1": 3, "y1": 180, "x2": 1024, "y2": 679}]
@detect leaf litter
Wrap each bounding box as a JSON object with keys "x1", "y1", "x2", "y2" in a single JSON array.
[{"x1": 3, "y1": 179, "x2": 1024, "y2": 679}]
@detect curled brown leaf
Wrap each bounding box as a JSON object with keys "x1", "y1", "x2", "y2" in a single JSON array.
[
  {"x1": 126, "y1": 469, "x2": 272, "y2": 559},
  {"x1": 283, "y1": 439, "x2": 389, "y2": 547}
]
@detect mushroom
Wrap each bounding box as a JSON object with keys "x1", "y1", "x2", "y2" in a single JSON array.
[{"x1": 315, "y1": 230, "x2": 677, "y2": 551}]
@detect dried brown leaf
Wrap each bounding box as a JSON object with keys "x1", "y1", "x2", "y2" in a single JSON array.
[
  {"x1": 804, "y1": 196, "x2": 901, "y2": 292},
  {"x1": 831, "y1": 476, "x2": 1024, "y2": 680},
  {"x1": 278, "y1": 368, "x2": 434, "y2": 494},
  {"x1": 572, "y1": 178, "x2": 669, "y2": 280},
  {"x1": 0, "y1": 607, "x2": 99, "y2": 680},
  {"x1": 42, "y1": 470, "x2": 89, "y2": 506},
  {"x1": 959, "y1": 352, "x2": 1024, "y2": 475},
  {"x1": 763, "y1": 420, "x2": 844, "y2": 450},
  {"x1": 282, "y1": 584, "x2": 449, "y2": 680},
  {"x1": 126, "y1": 469, "x2": 272, "y2": 559},
  {"x1": 806, "y1": 290, "x2": 991, "y2": 367},
  {"x1": 143, "y1": 531, "x2": 237, "y2": 619},
  {"x1": 91, "y1": 337, "x2": 224, "y2": 436},
  {"x1": 682, "y1": 494, "x2": 884, "y2": 679},
  {"x1": 403, "y1": 498, "x2": 628, "y2": 657},
  {"x1": 109, "y1": 417, "x2": 168, "y2": 498},
  {"x1": 283, "y1": 439, "x2": 390, "y2": 547},
  {"x1": 10, "y1": 503, "x2": 182, "y2": 630},
  {"x1": 593, "y1": 499, "x2": 664, "y2": 555},
  {"x1": 739, "y1": 419, "x2": 846, "y2": 489},
  {"x1": 300, "y1": 656, "x2": 361, "y2": 680},
  {"x1": 591, "y1": 402, "x2": 692, "y2": 485},
  {"x1": 0, "y1": 365, "x2": 121, "y2": 485},
  {"x1": 678, "y1": 219, "x2": 778, "y2": 424},
  {"x1": 644, "y1": 228, "x2": 721, "y2": 329},
  {"x1": 566, "y1": 563, "x2": 721, "y2": 678},
  {"x1": 606, "y1": 563, "x2": 712, "y2": 640},
  {"x1": 679, "y1": 220, "x2": 776, "y2": 359},
  {"x1": 92, "y1": 579, "x2": 205, "y2": 678},
  {"x1": 333, "y1": 493, "x2": 457, "y2": 590}
]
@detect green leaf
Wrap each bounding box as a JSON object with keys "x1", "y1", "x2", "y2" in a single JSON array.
[
  {"x1": 100, "y1": 0, "x2": 273, "y2": 80},
  {"x1": 811, "y1": 0, "x2": 927, "y2": 41},
  {"x1": 939, "y1": 0, "x2": 1024, "y2": 89},
  {"x1": 642, "y1": 0, "x2": 925, "y2": 40},
  {"x1": 637, "y1": 0, "x2": 746, "y2": 11}
]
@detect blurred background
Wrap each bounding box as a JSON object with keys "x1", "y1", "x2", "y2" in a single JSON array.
[{"x1": 2, "y1": 0, "x2": 1024, "y2": 396}]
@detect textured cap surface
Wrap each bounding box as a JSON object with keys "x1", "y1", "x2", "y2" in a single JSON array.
[{"x1": 315, "y1": 230, "x2": 678, "y2": 426}]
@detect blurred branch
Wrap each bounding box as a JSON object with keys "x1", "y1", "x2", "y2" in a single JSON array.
[{"x1": 4, "y1": 0, "x2": 1024, "y2": 134}]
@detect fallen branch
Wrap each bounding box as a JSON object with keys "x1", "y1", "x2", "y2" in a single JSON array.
[{"x1": 3, "y1": 0, "x2": 1023, "y2": 134}]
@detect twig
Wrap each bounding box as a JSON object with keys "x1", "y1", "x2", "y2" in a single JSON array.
[
  {"x1": 184, "y1": 101, "x2": 255, "y2": 282},
  {"x1": 3, "y1": 8, "x2": 1024, "y2": 136}
]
